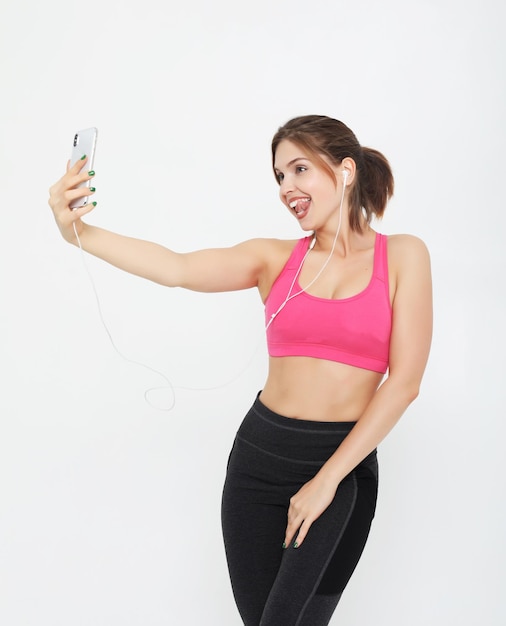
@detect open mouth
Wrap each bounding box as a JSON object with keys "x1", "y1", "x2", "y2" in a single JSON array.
[{"x1": 289, "y1": 197, "x2": 311, "y2": 217}]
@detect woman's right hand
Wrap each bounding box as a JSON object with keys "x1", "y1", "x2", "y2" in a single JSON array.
[{"x1": 48, "y1": 157, "x2": 97, "y2": 244}]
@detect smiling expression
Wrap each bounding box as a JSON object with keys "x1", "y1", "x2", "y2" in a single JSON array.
[{"x1": 273, "y1": 140, "x2": 345, "y2": 231}]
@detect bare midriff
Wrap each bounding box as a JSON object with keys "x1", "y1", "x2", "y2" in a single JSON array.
[{"x1": 259, "y1": 356, "x2": 384, "y2": 422}]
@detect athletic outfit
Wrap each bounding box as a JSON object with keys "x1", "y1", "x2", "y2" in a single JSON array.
[
  {"x1": 265, "y1": 233, "x2": 391, "y2": 373},
  {"x1": 222, "y1": 233, "x2": 392, "y2": 625}
]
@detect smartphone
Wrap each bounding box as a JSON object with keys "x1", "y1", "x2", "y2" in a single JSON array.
[{"x1": 69, "y1": 127, "x2": 98, "y2": 209}]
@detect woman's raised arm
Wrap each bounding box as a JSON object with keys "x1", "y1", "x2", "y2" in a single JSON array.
[{"x1": 48, "y1": 157, "x2": 270, "y2": 293}]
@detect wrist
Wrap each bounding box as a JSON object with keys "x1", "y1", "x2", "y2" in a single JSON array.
[
  {"x1": 316, "y1": 463, "x2": 343, "y2": 491},
  {"x1": 68, "y1": 220, "x2": 88, "y2": 246}
]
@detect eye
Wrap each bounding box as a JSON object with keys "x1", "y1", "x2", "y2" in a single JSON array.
[
  {"x1": 275, "y1": 171, "x2": 284, "y2": 183},
  {"x1": 295, "y1": 165, "x2": 307, "y2": 174}
]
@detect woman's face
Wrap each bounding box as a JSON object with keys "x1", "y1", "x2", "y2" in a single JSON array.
[{"x1": 273, "y1": 140, "x2": 344, "y2": 231}]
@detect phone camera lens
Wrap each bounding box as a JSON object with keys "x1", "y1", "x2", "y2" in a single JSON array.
[{"x1": 73, "y1": 134, "x2": 79, "y2": 147}]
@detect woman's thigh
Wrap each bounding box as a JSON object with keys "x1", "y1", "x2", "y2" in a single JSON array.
[
  {"x1": 221, "y1": 398, "x2": 378, "y2": 625},
  {"x1": 260, "y1": 463, "x2": 378, "y2": 626},
  {"x1": 221, "y1": 436, "x2": 290, "y2": 626}
]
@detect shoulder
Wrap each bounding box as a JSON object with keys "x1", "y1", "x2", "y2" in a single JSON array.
[
  {"x1": 384, "y1": 234, "x2": 432, "y2": 298},
  {"x1": 386, "y1": 233, "x2": 431, "y2": 270},
  {"x1": 235, "y1": 237, "x2": 302, "y2": 262},
  {"x1": 242, "y1": 237, "x2": 302, "y2": 300},
  {"x1": 386, "y1": 233, "x2": 430, "y2": 256},
  {"x1": 242, "y1": 236, "x2": 302, "y2": 251}
]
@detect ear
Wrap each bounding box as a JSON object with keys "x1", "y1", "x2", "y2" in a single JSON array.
[{"x1": 341, "y1": 157, "x2": 357, "y2": 186}]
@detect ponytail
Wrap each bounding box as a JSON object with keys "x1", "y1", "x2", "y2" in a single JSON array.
[
  {"x1": 272, "y1": 115, "x2": 394, "y2": 232},
  {"x1": 349, "y1": 147, "x2": 394, "y2": 231}
]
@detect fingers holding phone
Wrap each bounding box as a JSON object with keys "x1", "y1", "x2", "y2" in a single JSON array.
[
  {"x1": 68, "y1": 127, "x2": 98, "y2": 209},
  {"x1": 48, "y1": 128, "x2": 98, "y2": 243}
]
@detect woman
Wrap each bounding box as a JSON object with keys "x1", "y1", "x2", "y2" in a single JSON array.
[{"x1": 49, "y1": 115, "x2": 432, "y2": 625}]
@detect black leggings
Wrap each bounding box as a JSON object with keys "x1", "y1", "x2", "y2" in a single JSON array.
[{"x1": 221, "y1": 395, "x2": 378, "y2": 626}]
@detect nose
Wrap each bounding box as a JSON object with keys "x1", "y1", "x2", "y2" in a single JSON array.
[{"x1": 279, "y1": 174, "x2": 294, "y2": 198}]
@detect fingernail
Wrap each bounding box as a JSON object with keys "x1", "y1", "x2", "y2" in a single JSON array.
[
  {"x1": 92, "y1": 201, "x2": 97, "y2": 206},
  {"x1": 293, "y1": 542, "x2": 299, "y2": 549},
  {"x1": 88, "y1": 170, "x2": 95, "y2": 176},
  {"x1": 282, "y1": 542, "x2": 286, "y2": 549},
  {"x1": 80, "y1": 154, "x2": 86, "y2": 160},
  {"x1": 90, "y1": 187, "x2": 96, "y2": 192}
]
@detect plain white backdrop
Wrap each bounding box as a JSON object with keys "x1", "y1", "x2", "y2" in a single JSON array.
[{"x1": 1, "y1": 0, "x2": 505, "y2": 624}]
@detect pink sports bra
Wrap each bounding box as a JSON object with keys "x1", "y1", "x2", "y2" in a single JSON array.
[{"x1": 265, "y1": 233, "x2": 392, "y2": 373}]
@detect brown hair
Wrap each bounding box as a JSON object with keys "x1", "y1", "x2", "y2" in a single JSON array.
[{"x1": 271, "y1": 115, "x2": 394, "y2": 232}]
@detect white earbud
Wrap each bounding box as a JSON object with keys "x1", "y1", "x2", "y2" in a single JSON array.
[{"x1": 342, "y1": 169, "x2": 349, "y2": 185}]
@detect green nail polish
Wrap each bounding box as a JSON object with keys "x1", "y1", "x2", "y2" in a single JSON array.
[
  {"x1": 88, "y1": 170, "x2": 95, "y2": 176},
  {"x1": 92, "y1": 201, "x2": 97, "y2": 206},
  {"x1": 293, "y1": 542, "x2": 299, "y2": 549},
  {"x1": 80, "y1": 154, "x2": 86, "y2": 160},
  {"x1": 282, "y1": 542, "x2": 286, "y2": 549},
  {"x1": 90, "y1": 187, "x2": 96, "y2": 192}
]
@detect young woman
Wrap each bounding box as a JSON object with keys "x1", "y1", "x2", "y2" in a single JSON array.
[{"x1": 48, "y1": 115, "x2": 432, "y2": 625}]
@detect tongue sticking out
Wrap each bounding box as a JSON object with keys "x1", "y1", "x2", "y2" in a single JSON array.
[{"x1": 295, "y1": 199, "x2": 311, "y2": 216}]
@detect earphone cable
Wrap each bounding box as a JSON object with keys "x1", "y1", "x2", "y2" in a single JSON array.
[
  {"x1": 265, "y1": 179, "x2": 346, "y2": 331},
  {"x1": 72, "y1": 222, "x2": 177, "y2": 411}
]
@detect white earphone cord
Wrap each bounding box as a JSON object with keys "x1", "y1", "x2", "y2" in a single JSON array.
[
  {"x1": 265, "y1": 172, "x2": 347, "y2": 331},
  {"x1": 72, "y1": 222, "x2": 178, "y2": 411},
  {"x1": 71, "y1": 171, "x2": 346, "y2": 410},
  {"x1": 72, "y1": 222, "x2": 265, "y2": 411}
]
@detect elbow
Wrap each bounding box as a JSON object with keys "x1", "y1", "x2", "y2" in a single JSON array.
[
  {"x1": 386, "y1": 375, "x2": 421, "y2": 405},
  {"x1": 405, "y1": 384, "x2": 420, "y2": 404}
]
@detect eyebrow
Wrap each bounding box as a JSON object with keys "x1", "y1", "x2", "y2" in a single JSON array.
[{"x1": 273, "y1": 157, "x2": 309, "y2": 172}]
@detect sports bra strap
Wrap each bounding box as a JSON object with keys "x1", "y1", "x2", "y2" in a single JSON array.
[
  {"x1": 285, "y1": 237, "x2": 312, "y2": 270},
  {"x1": 373, "y1": 234, "x2": 388, "y2": 283},
  {"x1": 286, "y1": 234, "x2": 388, "y2": 285}
]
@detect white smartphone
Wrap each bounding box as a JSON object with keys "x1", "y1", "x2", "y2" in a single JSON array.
[{"x1": 69, "y1": 127, "x2": 98, "y2": 209}]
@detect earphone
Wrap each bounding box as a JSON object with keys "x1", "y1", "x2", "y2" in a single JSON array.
[{"x1": 342, "y1": 169, "x2": 349, "y2": 184}]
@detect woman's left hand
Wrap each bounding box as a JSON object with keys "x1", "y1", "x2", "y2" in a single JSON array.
[{"x1": 284, "y1": 474, "x2": 339, "y2": 549}]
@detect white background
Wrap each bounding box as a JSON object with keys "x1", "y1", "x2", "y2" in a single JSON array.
[{"x1": 1, "y1": 0, "x2": 505, "y2": 624}]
